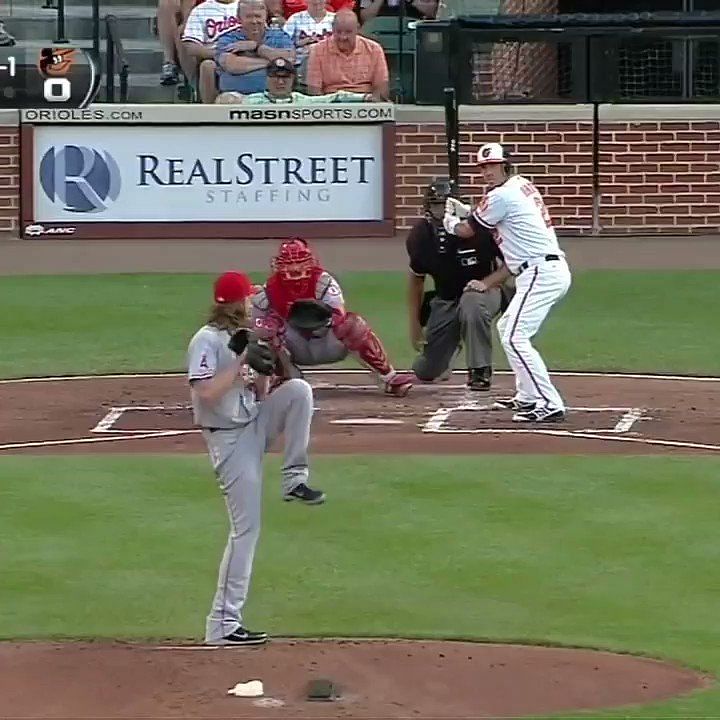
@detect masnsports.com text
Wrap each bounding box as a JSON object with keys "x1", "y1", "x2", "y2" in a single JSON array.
[{"x1": 228, "y1": 106, "x2": 393, "y2": 122}]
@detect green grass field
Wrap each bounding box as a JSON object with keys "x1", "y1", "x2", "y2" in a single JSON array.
[
  {"x1": 0, "y1": 270, "x2": 718, "y2": 378},
  {"x1": 1, "y1": 270, "x2": 719, "y2": 718}
]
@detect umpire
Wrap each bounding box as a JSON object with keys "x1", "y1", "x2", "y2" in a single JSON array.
[{"x1": 406, "y1": 177, "x2": 510, "y2": 391}]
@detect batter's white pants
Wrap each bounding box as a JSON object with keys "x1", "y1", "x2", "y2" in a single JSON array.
[{"x1": 497, "y1": 258, "x2": 572, "y2": 410}]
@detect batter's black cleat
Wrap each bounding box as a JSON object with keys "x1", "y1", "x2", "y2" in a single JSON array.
[
  {"x1": 512, "y1": 407, "x2": 566, "y2": 423},
  {"x1": 493, "y1": 397, "x2": 536, "y2": 411},
  {"x1": 284, "y1": 483, "x2": 326, "y2": 505},
  {"x1": 467, "y1": 367, "x2": 492, "y2": 391},
  {"x1": 209, "y1": 627, "x2": 268, "y2": 646}
]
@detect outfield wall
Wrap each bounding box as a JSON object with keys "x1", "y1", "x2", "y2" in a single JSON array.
[{"x1": 2, "y1": 104, "x2": 719, "y2": 238}]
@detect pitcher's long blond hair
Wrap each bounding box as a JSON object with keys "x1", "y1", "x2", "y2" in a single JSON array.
[{"x1": 207, "y1": 299, "x2": 251, "y2": 332}]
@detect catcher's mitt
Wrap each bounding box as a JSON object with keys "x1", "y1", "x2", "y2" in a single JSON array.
[{"x1": 287, "y1": 299, "x2": 333, "y2": 332}]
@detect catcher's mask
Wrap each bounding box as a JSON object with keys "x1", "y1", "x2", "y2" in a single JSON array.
[
  {"x1": 271, "y1": 237, "x2": 317, "y2": 282},
  {"x1": 423, "y1": 177, "x2": 458, "y2": 219}
]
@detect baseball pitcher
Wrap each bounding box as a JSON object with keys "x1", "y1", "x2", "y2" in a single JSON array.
[
  {"x1": 252, "y1": 238, "x2": 415, "y2": 397},
  {"x1": 443, "y1": 143, "x2": 572, "y2": 423},
  {"x1": 187, "y1": 271, "x2": 325, "y2": 647},
  {"x1": 406, "y1": 177, "x2": 511, "y2": 391}
]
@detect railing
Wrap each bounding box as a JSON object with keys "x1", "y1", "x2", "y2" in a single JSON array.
[
  {"x1": 41, "y1": 0, "x2": 69, "y2": 44},
  {"x1": 105, "y1": 14, "x2": 130, "y2": 103}
]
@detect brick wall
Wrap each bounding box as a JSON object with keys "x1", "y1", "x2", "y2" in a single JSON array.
[
  {"x1": 598, "y1": 121, "x2": 720, "y2": 233},
  {"x1": 3, "y1": 112, "x2": 719, "y2": 237},
  {"x1": 0, "y1": 124, "x2": 19, "y2": 234},
  {"x1": 396, "y1": 120, "x2": 594, "y2": 232}
]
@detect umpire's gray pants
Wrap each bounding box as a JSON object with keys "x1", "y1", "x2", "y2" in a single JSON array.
[
  {"x1": 202, "y1": 379, "x2": 313, "y2": 643},
  {"x1": 413, "y1": 290, "x2": 502, "y2": 381}
]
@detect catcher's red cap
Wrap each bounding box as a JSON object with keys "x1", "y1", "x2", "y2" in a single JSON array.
[{"x1": 214, "y1": 271, "x2": 253, "y2": 304}]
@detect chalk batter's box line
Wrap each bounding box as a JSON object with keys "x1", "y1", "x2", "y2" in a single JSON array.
[{"x1": 422, "y1": 405, "x2": 647, "y2": 435}]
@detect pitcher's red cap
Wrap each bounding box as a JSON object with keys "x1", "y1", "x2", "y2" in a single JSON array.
[{"x1": 214, "y1": 271, "x2": 253, "y2": 303}]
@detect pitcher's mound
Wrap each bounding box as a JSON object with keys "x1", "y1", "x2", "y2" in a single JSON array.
[{"x1": 0, "y1": 639, "x2": 709, "y2": 718}]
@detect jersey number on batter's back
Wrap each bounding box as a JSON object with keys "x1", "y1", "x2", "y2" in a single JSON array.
[{"x1": 522, "y1": 181, "x2": 554, "y2": 229}]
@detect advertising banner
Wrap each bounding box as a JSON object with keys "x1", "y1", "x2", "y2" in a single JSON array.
[{"x1": 20, "y1": 104, "x2": 395, "y2": 239}]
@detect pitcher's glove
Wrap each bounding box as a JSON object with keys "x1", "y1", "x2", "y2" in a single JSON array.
[
  {"x1": 287, "y1": 299, "x2": 333, "y2": 332},
  {"x1": 228, "y1": 330, "x2": 277, "y2": 376}
]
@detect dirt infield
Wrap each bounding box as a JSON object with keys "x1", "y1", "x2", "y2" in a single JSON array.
[
  {"x1": 0, "y1": 369, "x2": 718, "y2": 455},
  {"x1": 0, "y1": 640, "x2": 709, "y2": 718},
  {"x1": 2, "y1": 368, "x2": 718, "y2": 718}
]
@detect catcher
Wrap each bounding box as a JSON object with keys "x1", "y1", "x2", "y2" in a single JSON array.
[
  {"x1": 407, "y1": 177, "x2": 512, "y2": 390},
  {"x1": 251, "y1": 238, "x2": 414, "y2": 397}
]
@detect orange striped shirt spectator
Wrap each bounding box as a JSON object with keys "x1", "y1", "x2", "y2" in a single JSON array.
[{"x1": 306, "y1": 9, "x2": 388, "y2": 98}]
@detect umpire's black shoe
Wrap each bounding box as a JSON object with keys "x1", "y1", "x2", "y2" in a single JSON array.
[
  {"x1": 467, "y1": 367, "x2": 492, "y2": 391},
  {"x1": 284, "y1": 483, "x2": 326, "y2": 505},
  {"x1": 209, "y1": 627, "x2": 268, "y2": 646}
]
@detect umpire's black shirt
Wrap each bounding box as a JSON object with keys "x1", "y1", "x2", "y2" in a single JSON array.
[{"x1": 405, "y1": 218, "x2": 502, "y2": 301}]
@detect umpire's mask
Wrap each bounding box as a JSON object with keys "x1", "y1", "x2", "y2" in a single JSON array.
[{"x1": 423, "y1": 177, "x2": 457, "y2": 221}]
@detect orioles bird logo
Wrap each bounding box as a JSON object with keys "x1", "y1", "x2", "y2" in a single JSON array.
[{"x1": 38, "y1": 48, "x2": 76, "y2": 78}]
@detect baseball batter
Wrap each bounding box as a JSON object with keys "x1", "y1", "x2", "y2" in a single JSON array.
[
  {"x1": 187, "y1": 271, "x2": 324, "y2": 647},
  {"x1": 252, "y1": 238, "x2": 415, "y2": 397},
  {"x1": 443, "y1": 143, "x2": 572, "y2": 423}
]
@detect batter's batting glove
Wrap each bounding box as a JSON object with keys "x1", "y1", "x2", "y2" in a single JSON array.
[
  {"x1": 445, "y1": 197, "x2": 471, "y2": 219},
  {"x1": 287, "y1": 299, "x2": 334, "y2": 332}
]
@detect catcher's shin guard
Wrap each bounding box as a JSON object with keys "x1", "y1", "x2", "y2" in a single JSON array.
[
  {"x1": 331, "y1": 311, "x2": 392, "y2": 376},
  {"x1": 332, "y1": 312, "x2": 414, "y2": 397}
]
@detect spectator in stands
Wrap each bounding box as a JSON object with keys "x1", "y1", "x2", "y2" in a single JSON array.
[
  {"x1": 181, "y1": 0, "x2": 240, "y2": 101},
  {"x1": 356, "y1": 0, "x2": 437, "y2": 24},
  {"x1": 283, "y1": 0, "x2": 335, "y2": 91},
  {"x1": 215, "y1": 0, "x2": 295, "y2": 99},
  {"x1": 216, "y1": 55, "x2": 376, "y2": 102},
  {"x1": 157, "y1": 0, "x2": 195, "y2": 85},
  {"x1": 265, "y1": 0, "x2": 287, "y2": 25},
  {"x1": 0, "y1": 20, "x2": 15, "y2": 46},
  {"x1": 306, "y1": 10, "x2": 388, "y2": 98},
  {"x1": 283, "y1": 0, "x2": 354, "y2": 18}
]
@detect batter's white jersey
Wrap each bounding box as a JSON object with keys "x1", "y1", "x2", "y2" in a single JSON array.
[{"x1": 472, "y1": 175, "x2": 564, "y2": 275}]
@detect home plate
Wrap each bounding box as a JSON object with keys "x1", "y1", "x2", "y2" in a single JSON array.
[{"x1": 330, "y1": 418, "x2": 404, "y2": 425}]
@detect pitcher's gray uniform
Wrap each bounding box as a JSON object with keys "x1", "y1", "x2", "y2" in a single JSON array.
[
  {"x1": 251, "y1": 272, "x2": 348, "y2": 366},
  {"x1": 188, "y1": 323, "x2": 314, "y2": 644}
]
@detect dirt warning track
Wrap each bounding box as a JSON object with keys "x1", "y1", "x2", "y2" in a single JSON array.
[{"x1": 0, "y1": 369, "x2": 718, "y2": 455}]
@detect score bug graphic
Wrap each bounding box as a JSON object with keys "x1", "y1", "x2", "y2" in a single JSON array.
[{"x1": 38, "y1": 47, "x2": 76, "y2": 103}]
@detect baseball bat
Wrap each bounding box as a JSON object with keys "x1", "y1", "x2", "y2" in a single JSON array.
[{"x1": 443, "y1": 86, "x2": 460, "y2": 194}]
